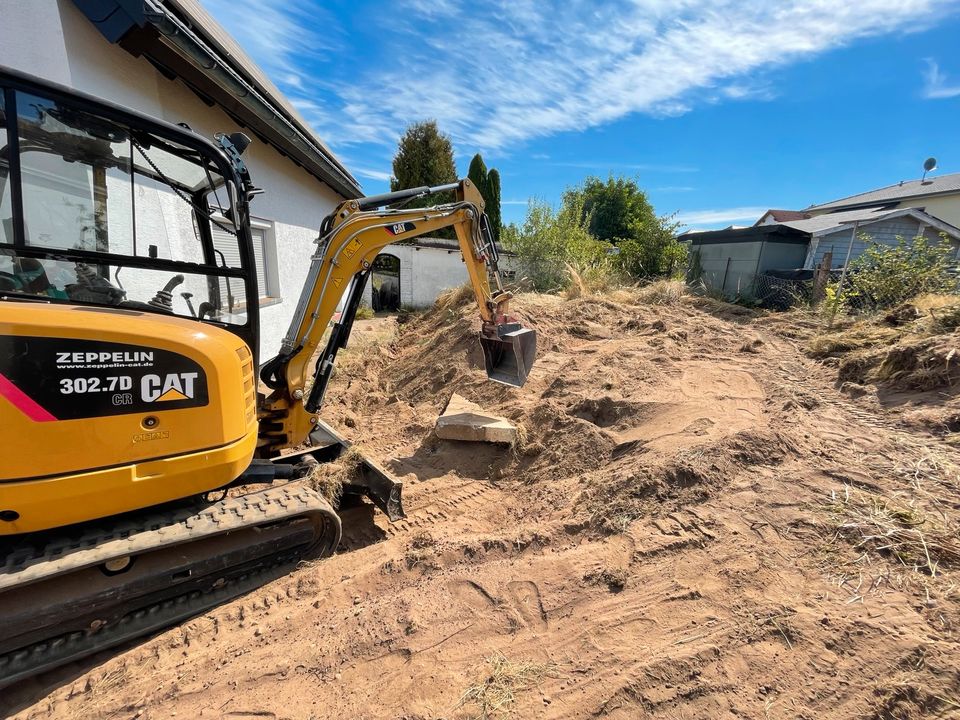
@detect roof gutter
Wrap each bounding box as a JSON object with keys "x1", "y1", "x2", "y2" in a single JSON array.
[
  {"x1": 142, "y1": 1, "x2": 362, "y2": 198},
  {"x1": 72, "y1": 0, "x2": 362, "y2": 199}
]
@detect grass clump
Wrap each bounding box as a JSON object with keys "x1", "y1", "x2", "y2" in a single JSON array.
[
  {"x1": 457, "y1": 652, "x2": 555, "y2": 719},
  {"x1": 825, "y1": 485, "x2": 960, "y2": 577},
  {"x1": 355, "y1": 304, "x2": 375, "y2": 320},
  {"x1": 636, "y1": 278, "x2": 687, "y2": 305},
  {"x1": 305, "y1": 445, "x2": 369, "y2": 506}
]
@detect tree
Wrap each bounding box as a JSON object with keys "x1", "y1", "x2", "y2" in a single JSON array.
[
  {"x1": 563, "y1": 175, "x2": 685, "y2": 278},
  {"x1": 487, "y1": 168, "x2": 502, "y2": 245},
  {"x1": 467, "y1": 153, "x2": 502, "y2": 245},
  {"x1": 501, "y1": 196, "x2": 614, "y2": 292},
  {"x1": 390, "y1": 120, "x2": 457, "y2": 201}
]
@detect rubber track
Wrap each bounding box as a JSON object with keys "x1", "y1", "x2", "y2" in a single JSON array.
[
  {"x1": 1, "y1": 485, "x2": 338, "y2": 590},
  {"x1": 0, "y1": 485, "x2": 340, "y2": 688},
  {"x1": 0, "y1": 555, "x2": 290, "y2": 689}
]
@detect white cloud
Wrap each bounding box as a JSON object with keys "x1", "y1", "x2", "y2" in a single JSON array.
[
  {"x1": 501, "y1": 199, "x2": 531, "y2": 205},
  {"x1": 352, "y1": 167, "x2": 393, "y2": 182},
  {"x1": 202, "y1": 0, "x2": 957, "y2": 155},
  {"x1": 922, "y1": 58, "x2": 960, "y2": 99},
  {"x1": 675, "y1": 206, "x2": 770, "y2": 226}
]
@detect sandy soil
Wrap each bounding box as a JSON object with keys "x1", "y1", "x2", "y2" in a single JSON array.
[{"x1": 4, "y1": 290, "x2": 960, "y2": 720}]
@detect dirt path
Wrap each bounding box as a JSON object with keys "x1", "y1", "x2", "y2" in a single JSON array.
[{"x1": 5, "y1": 293, "x2": 959, "y2": 720}]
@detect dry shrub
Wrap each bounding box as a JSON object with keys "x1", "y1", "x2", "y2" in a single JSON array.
[
  {"x1": 457, "y1": 652, "x2": 555, "y2": 719},
  {"x1": 636, "y1": 278, "x2": 687, "y2": 305},
  {"x1": 435, "y1": 283, "x2": 475, "y2": 312}
]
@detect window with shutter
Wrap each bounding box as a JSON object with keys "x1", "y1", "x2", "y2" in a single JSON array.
[{"x1": 210, "y1": 220, "x2": 269, "y2": 301}]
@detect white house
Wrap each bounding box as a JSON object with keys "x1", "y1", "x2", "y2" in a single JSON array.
[{"x1": 1, "y1": 0, "x2": 360, "y2": 360}]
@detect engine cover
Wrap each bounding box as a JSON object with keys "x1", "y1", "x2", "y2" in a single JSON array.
[{"x1": 0, "y1": 302, "x2": 258, "y2": 533}]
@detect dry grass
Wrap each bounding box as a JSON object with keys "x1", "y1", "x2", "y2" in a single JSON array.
[
  {"x1": 457, "y1": 652, "x2": 555, "y2": 719},
  {"x1": 562, "y1": 263, "x2": 621, "y2": 299},
  {"x1": 827, "y1": 452, "x2": 960, "y2": 577},
  {"x1": 306, "y1": 445, "x2": 369, "y2": 505},
  {"x1": 825, "y1": 483, "x2": 960, "y2": 578},
  {"x1": 436, "y1": 283, "x2": 476, "y2": 311},
  {"x1": 806, "y1": 324, "x2": 898, "y2": 358},
  {"x1": 636, "y1": 278, "x2": 687, "y2": 305}
]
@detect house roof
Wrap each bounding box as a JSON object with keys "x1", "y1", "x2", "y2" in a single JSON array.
[
  {"x1": 756, "y1": 209, "x2": 811, "y2": 224},
  {"x1": 686, "y1": 224, "x2": 811, "y2": 246},
  {"x1": 780, "y1": 206, "x2": 960, "y2": 239},
  {"x1": 72, "y1": 0, "x2": 363, "y2": 199},
  {"x1": 806, "y1": 172, "x2": 960, "y2": 212}
]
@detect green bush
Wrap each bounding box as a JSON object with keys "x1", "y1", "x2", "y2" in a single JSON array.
[
  {"x1": 836, "y1": 234, "x2": 958, "y2": 312},
  {"x1": 501, "y1": 196, "x2": 617, "y2": 292}
]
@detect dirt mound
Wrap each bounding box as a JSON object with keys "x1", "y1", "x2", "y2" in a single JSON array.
[
  {"x1": 7, "y1": 289, "x2": 960, "y2": 720},
  {"x1": 775, "y1": 296, "x2": 960, "y2": 440}
]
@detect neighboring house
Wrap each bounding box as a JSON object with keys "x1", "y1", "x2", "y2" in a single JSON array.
[
  {"x1": 688, "y1": 172, "x2": 960, "y2": 300},
  {"x1": 805, "y1": 172, "x2": 960, "y2": 228},
  {"x1": 1, "y1": 0, "x2": 362, "y2": 360},
  {"x1": 363, "y1": 237, "x2": 518, "y2": 311},
  {"x1": 687, "y1": 225, "x2": 811, "y2": 299},
  {"x1": 785, "y1": 207, "x2": 960, "y2": 269},
  {"x1": 755, "y1": 209, "x2": 812, "y2": 226}
]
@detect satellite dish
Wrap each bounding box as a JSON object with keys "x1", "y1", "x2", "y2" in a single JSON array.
[{"x1": 922, "y1": 157, "x2": 938, "y2": 183}]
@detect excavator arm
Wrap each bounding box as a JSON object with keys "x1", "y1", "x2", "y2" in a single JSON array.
[{"x1": 256, "y1": 178, "x2": 536, "y2": 455}]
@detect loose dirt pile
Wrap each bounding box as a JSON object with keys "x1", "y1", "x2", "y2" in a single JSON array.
[
  {"x1": 6, "y1": 288, "x2": 960, "y2": 720},
  {"x1": 761, "y1": 294, "x2": 960, "y2": 441}
]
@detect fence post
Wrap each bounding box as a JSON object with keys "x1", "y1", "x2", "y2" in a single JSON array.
[
  {"x1": 720, "y1": 256, "x2": 732, "y2": 297},
  {"x1": 811, "y1": 251, "x2": 832, "y2": 307},
  {"x1": 828, "y1": 220, "x2": 860, "y2": 326}
]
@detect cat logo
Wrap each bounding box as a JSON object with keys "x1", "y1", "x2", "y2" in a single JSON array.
[{"x1": 141, "y1": 372, "x2": 199, "y2": 403}]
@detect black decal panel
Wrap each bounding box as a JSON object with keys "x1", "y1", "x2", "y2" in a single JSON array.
[{"x1": 0, "y1": 336, "x2": 209, "y2": 419}]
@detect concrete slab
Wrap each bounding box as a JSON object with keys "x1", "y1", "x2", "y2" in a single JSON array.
[{"x1": 435, "y1": 393, "x2": 517, "y2": 444}]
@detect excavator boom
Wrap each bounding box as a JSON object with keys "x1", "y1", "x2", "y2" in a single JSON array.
[{"x1": 257, "y1": 178, "x2": 537, "y2": 455}]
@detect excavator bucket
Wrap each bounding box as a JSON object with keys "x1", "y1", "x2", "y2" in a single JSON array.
[{"x1": 480, "y1": 324, "x2": 537, "y2": 387}]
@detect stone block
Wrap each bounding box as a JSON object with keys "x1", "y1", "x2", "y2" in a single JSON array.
[{"x1": 435, "y1": 393, "x2": 517, "y2": 444}]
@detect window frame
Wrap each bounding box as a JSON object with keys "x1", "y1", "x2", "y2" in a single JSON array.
[{"x1": 0, "y1": 68, "x2": 262, "y2": 360}]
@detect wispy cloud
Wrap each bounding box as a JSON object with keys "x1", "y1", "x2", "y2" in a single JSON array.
[
  {"x1": 922, "y1": 58, "x2": 960, "y2": 99},
  {"x1": 551, "y1": 161, "x2": 699, "y2": 173},
  {"x1": 202, "y1": 0, "x2": 956, "y2": 155},
  {"x1": 675, "y1": 206, "x2": 769, "y2": 226},
  {"x1": 501, "y1": 199, "x2": 531, "y2": 205},
  {"x1": 352, "y1": 167, "x2": 393, "y2": 182}
]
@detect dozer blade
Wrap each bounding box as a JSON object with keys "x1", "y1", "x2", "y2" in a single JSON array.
[{"x1": 480, "y1": 324, "x2": 537, "y2": 387}]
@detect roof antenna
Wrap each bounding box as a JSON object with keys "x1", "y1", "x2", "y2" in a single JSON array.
[{"x1": 921, "y1": 157, "x2": 937, "y2": 184}]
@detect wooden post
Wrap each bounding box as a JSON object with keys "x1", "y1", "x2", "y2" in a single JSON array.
[{"x1": 811, "y1": 250, "x2": 832, "y2": 306}]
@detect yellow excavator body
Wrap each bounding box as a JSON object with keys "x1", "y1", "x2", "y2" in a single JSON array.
[
  {"x1": 0, "y1": 66, "x2": 534, "y2": 687},
  {"x1": 0, "y1": 303, "x2": 257, "y2": 534}
]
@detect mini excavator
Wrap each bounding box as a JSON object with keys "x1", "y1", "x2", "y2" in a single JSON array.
[{"x1": 0, "y1": 68, "x2": 536, "y2": 686}]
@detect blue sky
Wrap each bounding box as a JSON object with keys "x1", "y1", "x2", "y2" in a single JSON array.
[{"x1": 200, "y1": 0, "x2": 960, "y2": 230}]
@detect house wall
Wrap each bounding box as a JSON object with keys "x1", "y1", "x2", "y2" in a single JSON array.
[
  {"x1": 690, "y1": 240, "x2": 763, "y2": 298},
  {"x1": 807, "y1": 217, "x2": 958, "y2": 269},
  {"x1": 0, "y1": 0, "x2": 347, "y2": 361},
  {"x1": 806, "y1": 194, "x2": 960, "y2": 229},
  {"x1": 361, "y1": 244, "x2": 515, "y2": 309},
  {"x1": 895, "y1": 196, "x2": 960, "y2": 229}
]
